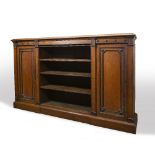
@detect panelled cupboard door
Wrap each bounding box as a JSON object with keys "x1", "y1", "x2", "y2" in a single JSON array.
[
  {"x1": 14, "y1": 46, "x2": 38, "y2": 103},
  {"x1": 97, "y1": 44, "x2": 127, "y2": 120}
]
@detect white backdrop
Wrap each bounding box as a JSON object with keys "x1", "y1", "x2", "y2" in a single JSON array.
[{"x1": 0, "y1": 0, "x2": 155, "y2": 155}]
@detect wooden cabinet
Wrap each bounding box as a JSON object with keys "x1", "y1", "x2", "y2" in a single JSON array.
[{"x1": 12, "y1": 34, "x2": 137, "y2": 133}]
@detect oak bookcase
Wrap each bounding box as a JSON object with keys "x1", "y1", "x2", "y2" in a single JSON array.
[{"x1": 12, "y1": 34, "x2": 138, "y2": 133}]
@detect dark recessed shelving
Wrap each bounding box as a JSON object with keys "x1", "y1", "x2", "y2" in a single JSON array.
[
  {"x1": 39, "y1": 46, "x2": 91, "y2": 110},
  {"x1": 40, "y1": 71, "x2": 90, "y2": 77}
]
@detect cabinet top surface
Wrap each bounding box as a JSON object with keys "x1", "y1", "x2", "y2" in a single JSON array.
[{"x1": 11, "y1": 33, "x2": 136, "y2": 42}]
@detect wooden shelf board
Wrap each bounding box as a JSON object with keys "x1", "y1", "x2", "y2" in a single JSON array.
[
  {"x1": 40, "y1": 58, "x2": 90, "y2": 62},
  {"x1": 41, "y1": 100, "x2": 91, "y2": 114},
  {"x1": 40, "y1": 71, "x2": 90, "y2": 77},
  {"x1": 40, "y1": 84, "x2": 91, "y2": 95}
]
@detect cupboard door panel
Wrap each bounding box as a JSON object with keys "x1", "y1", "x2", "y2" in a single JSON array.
[
  {"x1": 97, "y1": 45, "x2": 127, "y2": 118},
  {"x1": 16, "y1": 47, "x2": 36, "y2": 102},
  {"x1": 21, "y1": 51, "x2": 34, "y2": 97},
  {"x1": 103, "y1": 51, "x2": 121, "y2": 111}
]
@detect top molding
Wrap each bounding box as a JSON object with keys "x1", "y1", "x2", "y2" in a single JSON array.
[{"x1": 11, "y1": 33, "x2": 136, "y2": 42}]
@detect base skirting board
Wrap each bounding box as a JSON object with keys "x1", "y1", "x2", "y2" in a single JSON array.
[{"x1": 14, "y1": 101, "x2": 137, "y2": 134}]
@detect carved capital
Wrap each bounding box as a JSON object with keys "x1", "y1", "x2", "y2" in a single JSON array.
[
  {"x1": 13, "y1": 41, "x2": 17, "y2": 48},
  {"x1": 91, "y1": 39, "x2": 96, "y2": 47},
  {"x1": 35, "y1": 40, "x2": 39, "y2": 48},
  {"x1": 128, "y1": 38, "x2": 135, "y2": 46}
]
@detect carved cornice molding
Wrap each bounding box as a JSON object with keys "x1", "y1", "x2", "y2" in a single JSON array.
[{"x1": 96, "y1": 38, "x2": 135, "y2": 45}]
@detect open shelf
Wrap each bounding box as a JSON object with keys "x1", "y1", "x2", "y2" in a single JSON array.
[
  {"x1": 41, "y1": 101, "x2": 91, "y2": 114},
  {"x1": 40, "y1": 61, "x2": 90, "y2": 73},
  {"x1": 40, "y1": 71, "x2": 90, "y2": 77},
  {"x1": 40, "y1": 58, "x2": 90, "y2": 62},
  {"x1": 41, "y1": 84, "x2": 91, "y2": 95},
  {"x1": 40, "y1": 75, "x2": 90, "y2": 89},
  {"x1": 40, "y1": 89, "x2": 91, "y2": 107},
  {"x1": 39, "y1": 46, "x2": 90, "y2": 59}
]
